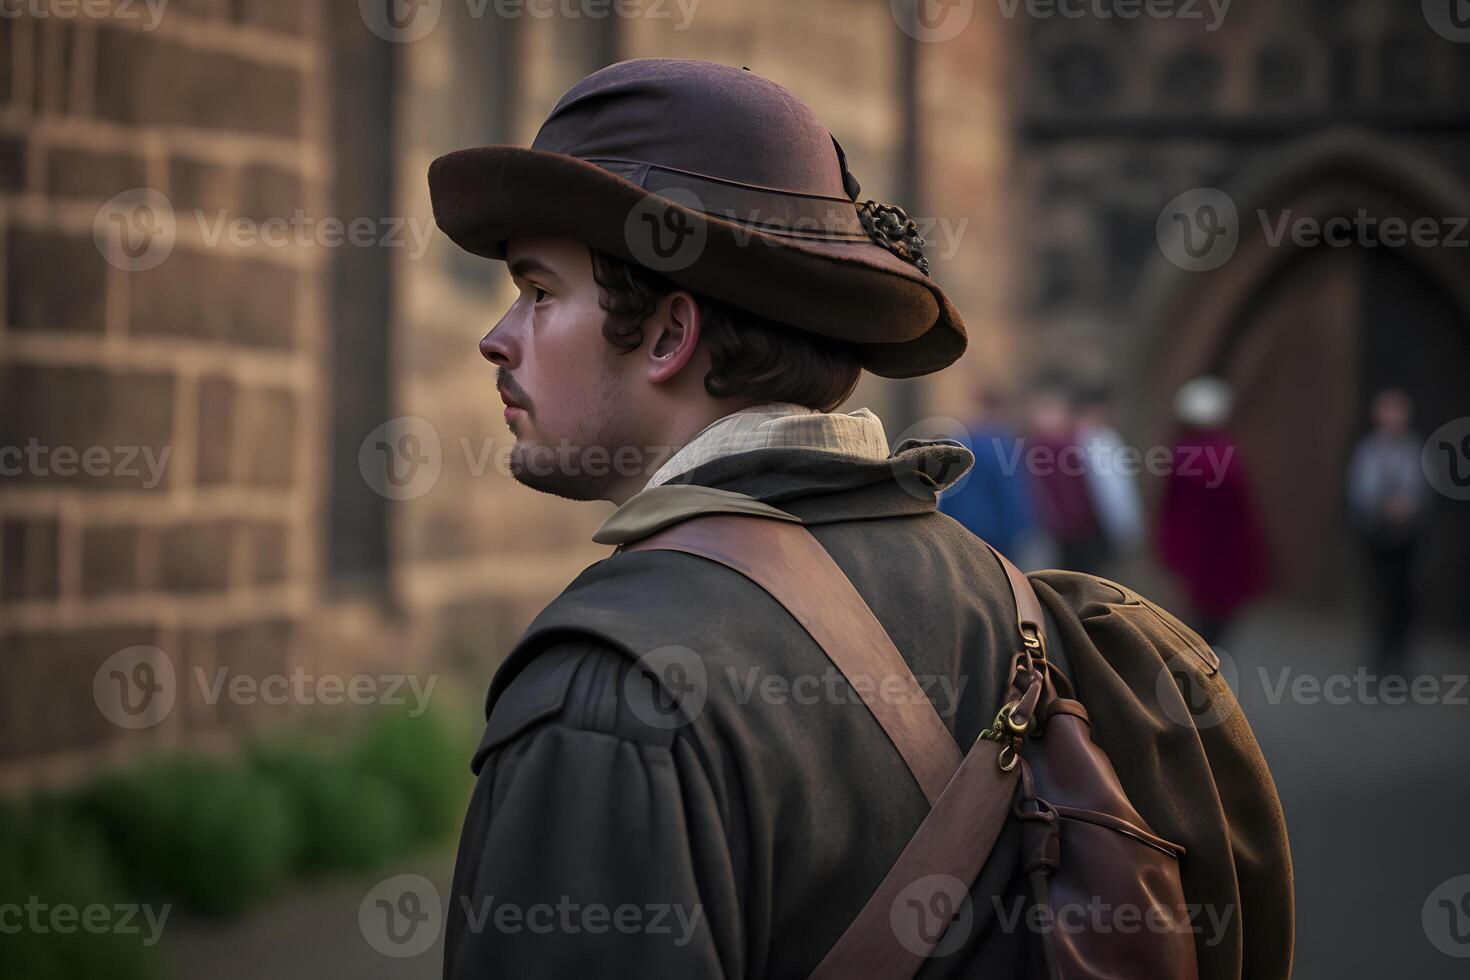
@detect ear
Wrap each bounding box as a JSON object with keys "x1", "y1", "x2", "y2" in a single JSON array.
[{"x1": 644, "y1": 291, "x2": 703, "y2": 385}]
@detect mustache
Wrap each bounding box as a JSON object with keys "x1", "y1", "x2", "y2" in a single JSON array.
[{"x1": 497, "y1": 368, "x2": 534, "y2": 412}]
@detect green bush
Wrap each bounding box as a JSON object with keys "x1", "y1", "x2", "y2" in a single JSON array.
[
  {"x1": 4, "y1": 700, "x2": 476, "y2": 936},
  {"x1": 248, "y1": 737, "x2": 415, "y2": 874},
  {"x1": 352, "y1": 707, "x2": 472, "y2": 847},
  {"x1": 0, "y1": 799, "x2": 163, "y2": 980},
  {"x1": 77, "y1": 755, "x2": 298, "y2": 916}
]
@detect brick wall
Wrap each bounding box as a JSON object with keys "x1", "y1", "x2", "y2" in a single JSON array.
[
  {"x1": 0, "y1": 0, "x2": 328, "y2": 791},
  {"x1": 1, "y1": 0, "x2": 1016, "y2": 789}
]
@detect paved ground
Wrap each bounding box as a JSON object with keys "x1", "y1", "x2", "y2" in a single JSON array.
[
  {"x1": 164, "y1": 852, "x2": 455, "y2": 980},
  {"x1": 160, "y1": 606, "x2": 1470, "y2": 979},
  {"x1": 1221, "y1": 604, "x2": 1470, "y2": 979}
]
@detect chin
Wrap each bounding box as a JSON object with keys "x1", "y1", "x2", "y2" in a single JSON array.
[{"x1": 508, "y1": 441, "x2": 614, "y2": 502}]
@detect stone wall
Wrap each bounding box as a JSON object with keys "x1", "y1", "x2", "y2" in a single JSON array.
[
  {"x1": 0, "y1": 1, "x2": 1016, "y2": 788},
  {"x1": 0, "y1": 0, "x2": 328, "y2": 791}
]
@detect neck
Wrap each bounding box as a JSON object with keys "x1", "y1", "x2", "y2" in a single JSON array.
[{"x1": 602, "y1": 400, "x2": 762, "y2": 506}]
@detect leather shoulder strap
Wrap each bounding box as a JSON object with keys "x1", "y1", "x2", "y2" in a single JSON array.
[
  {"x1": 620, "y1": 513, "x2": 962, "y2": 806},
  {"x1": 622, "y1": 514, "x2": 1046, "y2": 980},
  {"x1": 809, "y1": 543, "x2": 1040, "y2": 979}
]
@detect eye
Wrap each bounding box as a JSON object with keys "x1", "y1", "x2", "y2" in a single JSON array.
[{"x1": 533, "y1": 287, "x2": 549, "y2": 304}]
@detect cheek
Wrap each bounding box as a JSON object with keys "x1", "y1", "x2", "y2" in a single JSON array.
[{"x1": 522, "y1": 304, "x2": 620, "y2": 435}]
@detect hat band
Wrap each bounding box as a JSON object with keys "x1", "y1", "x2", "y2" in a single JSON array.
[{"x1": 583, "y1": 157, "x2": 870, "y2": 243}]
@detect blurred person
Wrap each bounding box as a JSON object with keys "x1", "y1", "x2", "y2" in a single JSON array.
[
  {"x1": 1157, "y1": 376, "x2": 1272, "y2": 645},
  {"x1": 1076, "y1": 386, "x2": 1145, "y2": 562},
  {"x1": 1025, "y1": 381, "x2": 1108, "y2": 575},
  {"x1": 430, "y1": 60, "x2": 1291, "y2": 979},
  {"x1": 937, "y1": 388, "x2": 1038, "y2": 559},
  {"x1": 1347, "y1": 388, "x2": 1429, "y2": 672}
]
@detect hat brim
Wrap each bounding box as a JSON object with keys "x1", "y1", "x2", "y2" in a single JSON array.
[{"x1": 428, "y1": 147, "x2": 966, "y2": 379}]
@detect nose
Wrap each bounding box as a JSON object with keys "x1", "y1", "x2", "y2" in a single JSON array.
[{"x1": 479, "y1": 308, "x2": 518, "y2": 366}]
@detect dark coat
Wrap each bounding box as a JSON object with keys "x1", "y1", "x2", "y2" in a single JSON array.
[{"x1": 443, "y1": 443, "x2": 1293, "y2": 979}]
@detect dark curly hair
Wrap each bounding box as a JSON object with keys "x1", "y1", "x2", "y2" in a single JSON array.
[{"x1": 589, "y1": 250, "x2": 862, "y2": 413}]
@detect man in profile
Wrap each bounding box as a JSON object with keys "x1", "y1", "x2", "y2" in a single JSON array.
[{"x1": 429, "y1": 59, "x2": 1291, "y2": 978}]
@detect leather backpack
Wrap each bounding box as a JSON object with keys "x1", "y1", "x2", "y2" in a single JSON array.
[{"x1": 622, "y1": 513, "x2": 1200, "y2": 980}]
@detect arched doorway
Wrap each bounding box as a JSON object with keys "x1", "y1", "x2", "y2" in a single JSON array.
[{"x1": 1136, "y1": 131, "x2": 1470, "y2": 628}]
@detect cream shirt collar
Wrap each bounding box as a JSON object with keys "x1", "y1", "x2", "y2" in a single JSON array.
[{"x1": 640, "y1": 401, "x2": 891, "y2": 492}]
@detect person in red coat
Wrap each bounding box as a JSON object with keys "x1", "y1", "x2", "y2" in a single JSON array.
[{"x1": 1157, "y1": 377, "x2": 1272, "y2": 644}]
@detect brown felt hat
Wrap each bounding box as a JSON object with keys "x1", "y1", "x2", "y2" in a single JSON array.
[{"x1": 428, "y1": 58, "x2": 966, "y2": 379}]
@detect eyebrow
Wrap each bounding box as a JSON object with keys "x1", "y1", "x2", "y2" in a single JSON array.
[{"x1": 508, "y1": 256, "x2": 559, "y2": 281}]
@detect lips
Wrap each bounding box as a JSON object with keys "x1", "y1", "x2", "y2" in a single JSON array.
[{"x1": 498, "y1": 387, "x2": 527, "y2": 412}]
